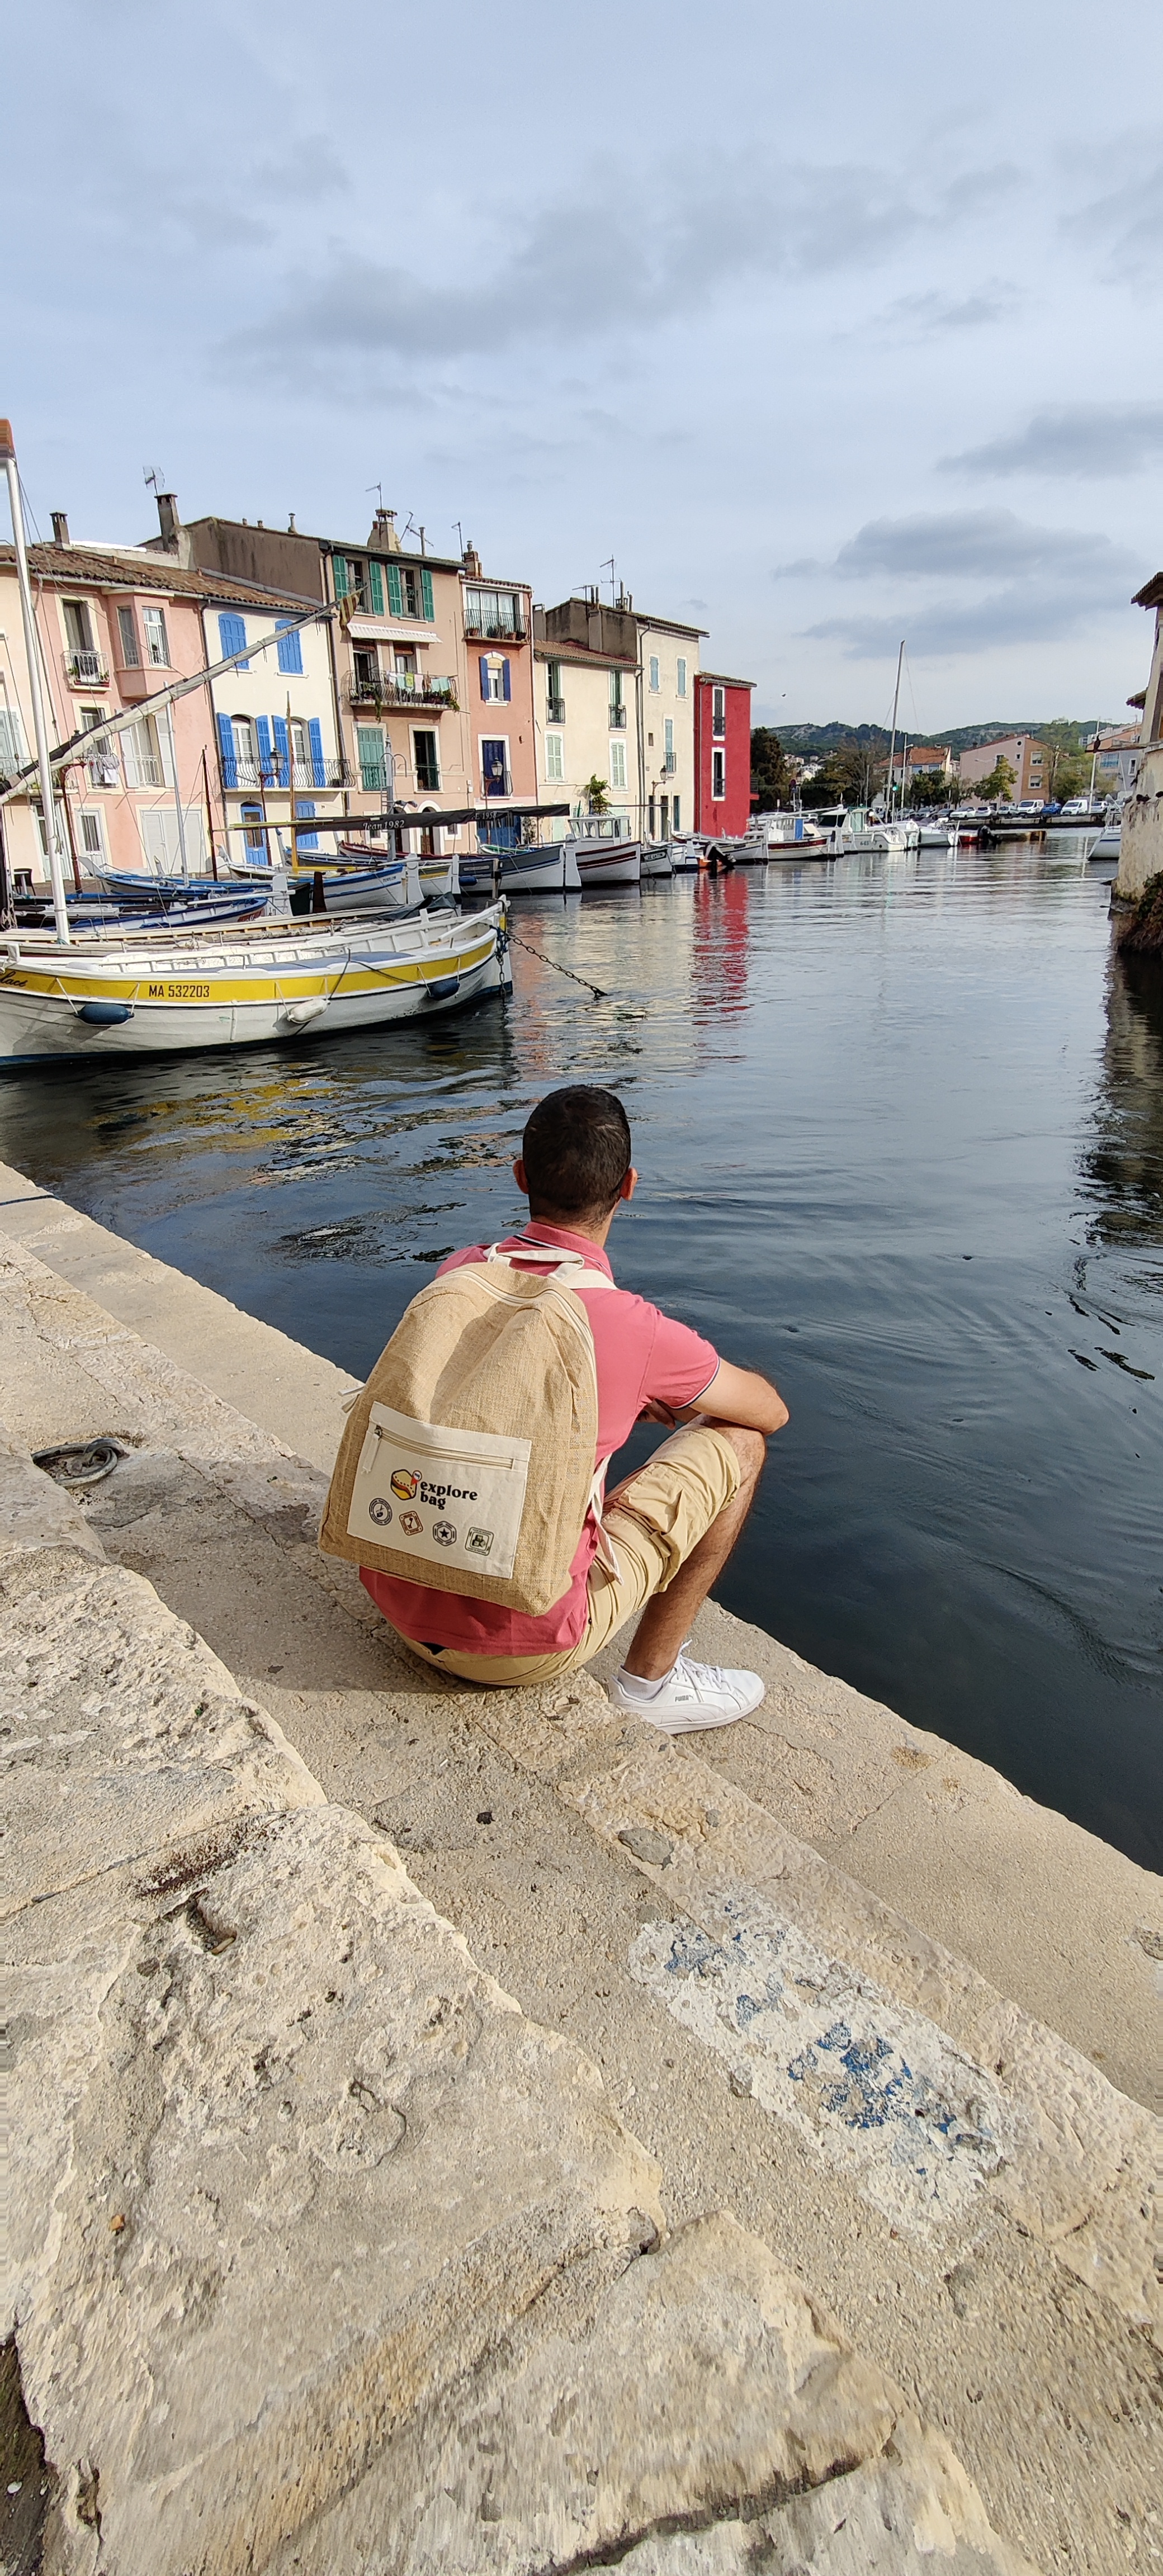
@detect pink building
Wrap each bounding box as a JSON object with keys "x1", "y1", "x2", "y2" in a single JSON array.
[{"x1": 0, "y1": 531, "x2": 312, "y2": 886}]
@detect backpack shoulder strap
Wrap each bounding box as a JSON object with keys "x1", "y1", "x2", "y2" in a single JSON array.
[{"x1": 484, "y1": 1241, "x2": 619, "y2": 1294}]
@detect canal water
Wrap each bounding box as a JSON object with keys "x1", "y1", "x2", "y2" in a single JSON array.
[{"x1": 2, "y1": 846, "x2": 1160, "y2": 1869}]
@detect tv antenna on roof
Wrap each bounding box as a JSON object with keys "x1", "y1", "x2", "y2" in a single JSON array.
[
  {"x1": 601, "y1": 555, "x2": 616, "y2": 603},
  {"x1": 144, "y1": 466, "x2": 164, "y2": 495},
  {"x1": 367, "y1": 481, "x2": 384, "y2": 508}
]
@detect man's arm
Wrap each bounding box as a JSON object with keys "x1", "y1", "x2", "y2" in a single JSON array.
[{"x1": 642, "y1": 1359, "x2": 789, "y2": 1437}]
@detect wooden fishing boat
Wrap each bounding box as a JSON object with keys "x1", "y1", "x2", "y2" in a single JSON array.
[
  {"x1": 0, "y1": 903, "x2": 510, "y2": 1065},
  {"x1": 640, "y1": 844, "x2": 673, "y2": 878},
  {"x1": 497, "y1": 846, "x2": 567, "y2": 893},
  {"x1": 562, "y1": 835, "x2": 641, "y2": 889}
]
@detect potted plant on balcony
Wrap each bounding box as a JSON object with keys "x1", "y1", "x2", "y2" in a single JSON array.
[{"x1": 584, "y1": 776, "x2": 609, "y2": 815}]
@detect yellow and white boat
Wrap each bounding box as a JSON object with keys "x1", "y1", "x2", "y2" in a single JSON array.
[{"x1": 0, "y1": 902, "x2": 509, "y2": 1065}]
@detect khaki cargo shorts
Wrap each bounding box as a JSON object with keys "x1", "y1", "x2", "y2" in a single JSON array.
[{"x1": 403, "y1": 1423, "x2": 741, "y2": 1687}]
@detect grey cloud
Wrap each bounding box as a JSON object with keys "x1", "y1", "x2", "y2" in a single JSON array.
[
  {"x1": 802, "y1": 582, "x2": 1130, "y2": 660},
  {"x1": 228, "y1": 155, "x2": 986, "y2": 378},
  {"x1": 882, "y1": 284, "x2": 1018, "y2": 334},
  {"x1": 1066, "y1": 154, "x2": 1163, "y2": 278},
  {"x1": 942, "y1": 404, "x2": 1163, "y2": 480},
  {"x1": 772, "y1": 556, "x2": 823, "y2": 580},
  {"x1": 830, "y1": 510, "x2": 1132, "y2": 586}
]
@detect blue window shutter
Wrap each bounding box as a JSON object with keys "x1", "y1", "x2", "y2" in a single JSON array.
[
  {"x1": 479, "y1": 655, "x2": 490, "y2": 700},
  {"x1": 420, "y1": 567, "x2": 434, "y2": 619},
  {"x1": 368, "y1": 560, "x2": 384, "y2": 615},
  {"x1": 502, "y1": 658, "x2": 511, "y2": 702},
  {"x1": 308, "y1": 717, "x2": 326, "y2": 787},
  {"x1": 216, "y1": 711, "x2": 237, "y2": 789},
  {"x1": 295, "y1": 798, "x2": 318, "y2": 852},
  {"x1": 256, "y1": 714, "x2": 274, "y2": 784},
  {"x1": 276, "y1": 619, "x2": 302, "y2": 675},
  {"x1": 386, "y1": 562, "x2": 403, "y2": 617},
  {"x1": 332, "y1": 554, "x2": 348, "y2": 599},
  {"x1": 218, "y1": 611, "x2": 248, "y2": 670},
  {"x1": 273, "y1": 714, "x2": 290, "y2": 784}
]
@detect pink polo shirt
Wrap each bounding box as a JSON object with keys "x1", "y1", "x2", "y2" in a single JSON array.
[{"x1": 360, "y1": 1222, "x2": 721, "y2": 1655}]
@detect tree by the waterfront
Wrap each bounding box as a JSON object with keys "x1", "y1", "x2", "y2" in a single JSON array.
[
  {"x1": 750, "y1": 727, "x2": 791, "y2": 811},
  {"x1": 976, "y1": 756, "x2": 1017, "y2": 802}
]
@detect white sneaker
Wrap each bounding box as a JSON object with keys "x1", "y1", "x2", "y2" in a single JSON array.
[{"x1": 610, "y1": 1645, "x2": 765, "y2": 1734}]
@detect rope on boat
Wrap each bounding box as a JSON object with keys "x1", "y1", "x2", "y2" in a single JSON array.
[{"x1": 503, "y1": 926, "x2": 607, "y2": 1002}]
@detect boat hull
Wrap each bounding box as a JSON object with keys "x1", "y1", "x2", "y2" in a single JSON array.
[
  {"x1": 0, "y1": 912, "x2": 508, "y2": 1066},
  {"x1": 564, "y1": 840, "x2": 641, "y2": 888},
  {"x1": 497, "y1": 850, "x2": 566, "y2": 894},
  {"x1": 641, "y1": 846, "x2": 673, "y2": 878}
]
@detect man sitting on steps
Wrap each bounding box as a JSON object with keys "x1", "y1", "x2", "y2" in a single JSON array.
[{"x1": 361, "y1": 1084, "x2": 789, "y2": 1732}]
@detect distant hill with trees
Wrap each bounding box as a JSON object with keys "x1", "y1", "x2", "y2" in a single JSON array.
[{"x1": 773, "y1": 718, "x2": 1102, "y2": 759}]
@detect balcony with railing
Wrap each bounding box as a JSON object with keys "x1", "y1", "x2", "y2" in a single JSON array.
[
  {"x1": 608, "y1": 703, "x2": 627, "y2": 729},
  {"x1": 220, "y1": 755, "x2": 350, "y2": 792},
  {"x1": 346, "y1": 673, "x2": 458, "y2": 712},
  {"x1": 464, "y1": 594, "x2": 527, "y2": 642},
  {"x1": 546, "y1": 694, "x2": 565, "y2": 724},
  {"x1": 64, "y1": 649, "x2": 109, "y2": 688}
]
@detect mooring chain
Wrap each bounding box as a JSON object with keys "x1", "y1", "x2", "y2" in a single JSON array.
[{"x1": 500, "y1": 924, "x2": 608, "y2": 1002}]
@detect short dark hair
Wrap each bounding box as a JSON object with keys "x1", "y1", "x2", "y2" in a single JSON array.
[{"x1": 521, "y1": 1086, "x2": 632, "y2": 1218}]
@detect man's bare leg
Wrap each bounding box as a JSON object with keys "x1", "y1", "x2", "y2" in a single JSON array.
[{"x1": 614, "y1": 1424, "x2": 767, "y2": 1682}]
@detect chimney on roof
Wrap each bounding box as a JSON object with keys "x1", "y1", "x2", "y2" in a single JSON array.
[
  {"x1": 368, "y1": 506, "x2": 401, "y2": 552},
  {"x1": 288, "y1": 512, "x2": 297, "y2": 532},
  {"x1": 155, "y1": 492, "x2": 180, "y2": 548},
  {"x1": 51, "y1": 511, "x2": 70, "y2": 547},
  {"x1": 463, "y1": 541, "x2": 483, "y2": 578}
]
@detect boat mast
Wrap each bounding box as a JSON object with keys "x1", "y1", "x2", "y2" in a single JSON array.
[
  {"x1": 885, "y1": 640, "x2": 904, "y2": 822},
  {"x1": 1, "y1": 419, "x2": 71, "y2": 941}
]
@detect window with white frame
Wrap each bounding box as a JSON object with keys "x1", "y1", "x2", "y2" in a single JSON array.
[
  {"x1": 231, "y1": 716, "x2": 257, "y2": 781},
  {"x1": 649, "y1": 655, "x2": 660, "y2": 691},
  {"x1": 124, "y1": 714, "x2": 166, "y2": 789},
  {"x1": 677, "y1": 657, "x2": 687, "y2": 697},
  {"x1": 672, "y1": 794, "x2": 680, "y2": 832},
  {"x1": 413, "y1": 730, "x2": 440, "y2": 790},
  {"x1": 712, "y1": 685, "x2": 726, "y2": 737},
  {"x1": 142, "y1": 605, "x2": 169, "y2": 668},
  {"x1": 711, "y1": 747, "x2": 726, "y2": 801},
  {"x1": 664, "y1": 717, "x2": 674, "y2": 775},
  {"x1": 116, "y1": 605, "x2": 140, "y2": 668},
  {"x1": 545, "y1": 733, "x2": 564, "y2": 782},
  {"x1": 0, "y1": 704, "x2": 26, "y2": 773},
  {"x1": 609, "y1": 738, "x2": 627, "y2": 790},
  {"x1": 79, "y1": 811, "x2": 104, "y2": 858}
]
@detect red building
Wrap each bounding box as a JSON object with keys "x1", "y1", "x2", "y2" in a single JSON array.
[{"x1": 694, "y1": 671, "x2": 754, "y2": 835}]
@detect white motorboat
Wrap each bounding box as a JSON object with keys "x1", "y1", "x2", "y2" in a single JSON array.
[
  {"x1": 497, "y1": 846, "x2": 567, "y2": 894},
  {"x1": 916, "y1": 823, "x2": 957, "y2": 847},
  {"x1": 1087, "y1": 815, "x2": 1122, "y2": 860},
  {"x1": 668, "y1": 838, "x2": 702, "y2": 873},
  {"x1": 641, "y1": 844, "x2": 674, "y2": 878},
  {"x1": 755, "y1": 815, "x2": 829, "y2": 853},
  {"x1": 562, "y1": 836, "x2": 641, "y2": 889},
  {"x1": 0, "y1": 904, "x2": 510, "y2": 1065}
]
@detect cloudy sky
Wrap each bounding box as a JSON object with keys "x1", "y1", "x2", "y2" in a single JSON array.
[{"x1": 5, "y1": 0, "x2": 1161, "y2": 728}]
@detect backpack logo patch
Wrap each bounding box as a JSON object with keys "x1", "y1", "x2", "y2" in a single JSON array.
[
  {"x1": 399, "y1": 1509, "x2": 423, "y2": 1537},
  {"x1": 432, "y1": 1520, "x2": 457, "y2": 1547},
  {"x1": 368, "y1": 1497, "x2": 393, "y2": 1527},
  {"x1": 391, "y1": 1469, "x2": 420, "y2": 1501},
  {"x1": 465, "y1": 1526, "x2": 494, "y2": 1557}
]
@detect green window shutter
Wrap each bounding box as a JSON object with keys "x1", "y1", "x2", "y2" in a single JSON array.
[
  {"x1": 368, "y1": 560, "x2": 384, "y2": 614},
  {"x1": 386, "y1": 562, "x2": 403, "y2": 616},
  {"x1": 332, "y1": 554, "x2": 349, "y2": 598},
  {"x1": 420, "y1": 567, "x2": 434, "y2": 619}
]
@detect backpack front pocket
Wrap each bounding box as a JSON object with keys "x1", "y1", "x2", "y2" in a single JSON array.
[{"x1": 347, "y1": 1402, "x2": 532, "y2": 1581}]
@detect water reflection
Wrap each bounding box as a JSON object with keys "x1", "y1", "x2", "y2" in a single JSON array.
[
  {"x1": 1081, "y1": 954, "x2": 1163, "y2": 1254},
  {"x1": 1, "y1": 854, "x2": 1159, "y2": 1863}
]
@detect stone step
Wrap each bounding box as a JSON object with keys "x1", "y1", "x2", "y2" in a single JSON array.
[{"x1": 3, "y1": 1434, "x2": 1033, "y2": 2576}]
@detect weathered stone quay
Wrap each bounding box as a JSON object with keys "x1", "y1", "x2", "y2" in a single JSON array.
[{"x1": 2, "y1": 1157, "x2": 1158, "y2": 2575}]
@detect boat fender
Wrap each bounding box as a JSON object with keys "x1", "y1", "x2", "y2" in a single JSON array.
[
  {"x1": 423, "y1": 974, "x2": 461, "y2": 1002},
  {"x1": 77, "y1": 1000, "x2": 134, "y2": 1026},
  {"x1": 281, "y1": 997, "x2": 330, "y2": 1029}
]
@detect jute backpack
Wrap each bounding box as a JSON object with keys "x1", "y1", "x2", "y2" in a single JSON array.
[{"x1": 319, "y1": 1244, "x2": 616, "y2": 1614}]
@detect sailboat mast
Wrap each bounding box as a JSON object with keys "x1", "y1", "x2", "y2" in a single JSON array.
[
  {"x1": 1, "y1": 419, "x2": 71, "y2": 942},
  {"x1": 885, "y1": 640, "x2": 904, "y2": 820}
]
